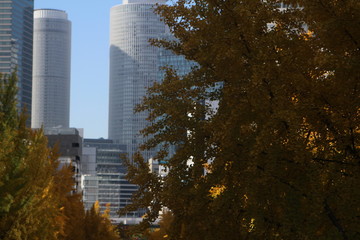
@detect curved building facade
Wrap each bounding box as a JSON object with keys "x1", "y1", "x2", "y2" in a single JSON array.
[
  {"x1": 32, "y1": 9, "x2": 71, "y2": 128},
  {"x1": 109, "y1": 0, "x2": 166, "y2": 158}
]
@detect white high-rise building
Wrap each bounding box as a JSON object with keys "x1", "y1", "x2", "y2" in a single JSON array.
[
  {"x1": 108, "y1": 0, "x2": 167, "y2": 158},
  {"x1": 32, "y1": 9, "x2": 71, "y2": 129}
]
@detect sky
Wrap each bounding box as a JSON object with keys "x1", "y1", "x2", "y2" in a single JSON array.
[{"x1": 34, "y1": 0, "x2": 122, "y2": 139}]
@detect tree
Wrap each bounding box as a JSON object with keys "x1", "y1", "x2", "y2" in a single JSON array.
[
  {"x1": 0, "y1": 72, "x2": 64, "y2": 239},
  {"x1": 59, "y1": 195, "x2": 85, "y2": 240},
  {"x1": 146, "y1": 211, "x2": 173, "y2": 240},
  {"x1": 84, "y1": 201, "x2": 121, "y2": 240},
  {"x1": 0, "y1": 72, "x2": 122, "y2": 239},
  {"x1": 123, "y1": 0, "x2": 360, "y2": 239}
]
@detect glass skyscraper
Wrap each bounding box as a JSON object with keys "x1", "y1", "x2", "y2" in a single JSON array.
[
  {"x1": 108, "y1": 0, "x2": 167, "y2": 160},
  {"x1": 0, "y1": 0, "x2": 33, "y2": 123},
  {"x1": 107, "y1": 0, "x2": 195, "y2": 222},
  {"x1": 32, "y1": 9, "x2": 71, "y2": 129}
]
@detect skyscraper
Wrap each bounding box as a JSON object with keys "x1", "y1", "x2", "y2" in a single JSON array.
[
  {"x1": 108, "y1": 0, "x2": 166, "y2": 159},
  {"x1": 0, "y1": 0, "x2": 34, "y2": 124},
  {"x1": 31, "y1": 9, "x2": 71, "y2": 129}
]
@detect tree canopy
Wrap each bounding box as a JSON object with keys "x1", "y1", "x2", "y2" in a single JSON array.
[
  {"x1": 0, "y1": 72, "x2": 63, "y2": 239},
  {"x1": 0, "y1": 72, "x2": 120, "y2": 239},
  {"x1": 123, "y1": 0, "x2": 360, "y2": 239}
]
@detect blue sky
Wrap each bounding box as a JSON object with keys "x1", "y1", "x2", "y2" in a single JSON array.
[{"x1": 35, "y1": 0, "x2": 122, "y2": 139}]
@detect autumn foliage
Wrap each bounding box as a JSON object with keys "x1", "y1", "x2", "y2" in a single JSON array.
[
  {"x1": 124, "y1": 0, "x2": 360, "y2": 239},
  {"x1": 0, "y1": 72, "x2": 120, "y2": 239}
]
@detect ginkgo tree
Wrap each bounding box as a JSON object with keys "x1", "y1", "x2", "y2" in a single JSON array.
[
  {"x1": 0, "y1": 72, "x2": 121, "y2": 240},
  {"x1": 0, "y1": 72, "x2": 65, "y2": 239},
  {"x1": 123, "y1": 0, "x2": 360, "y2": 239}
]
